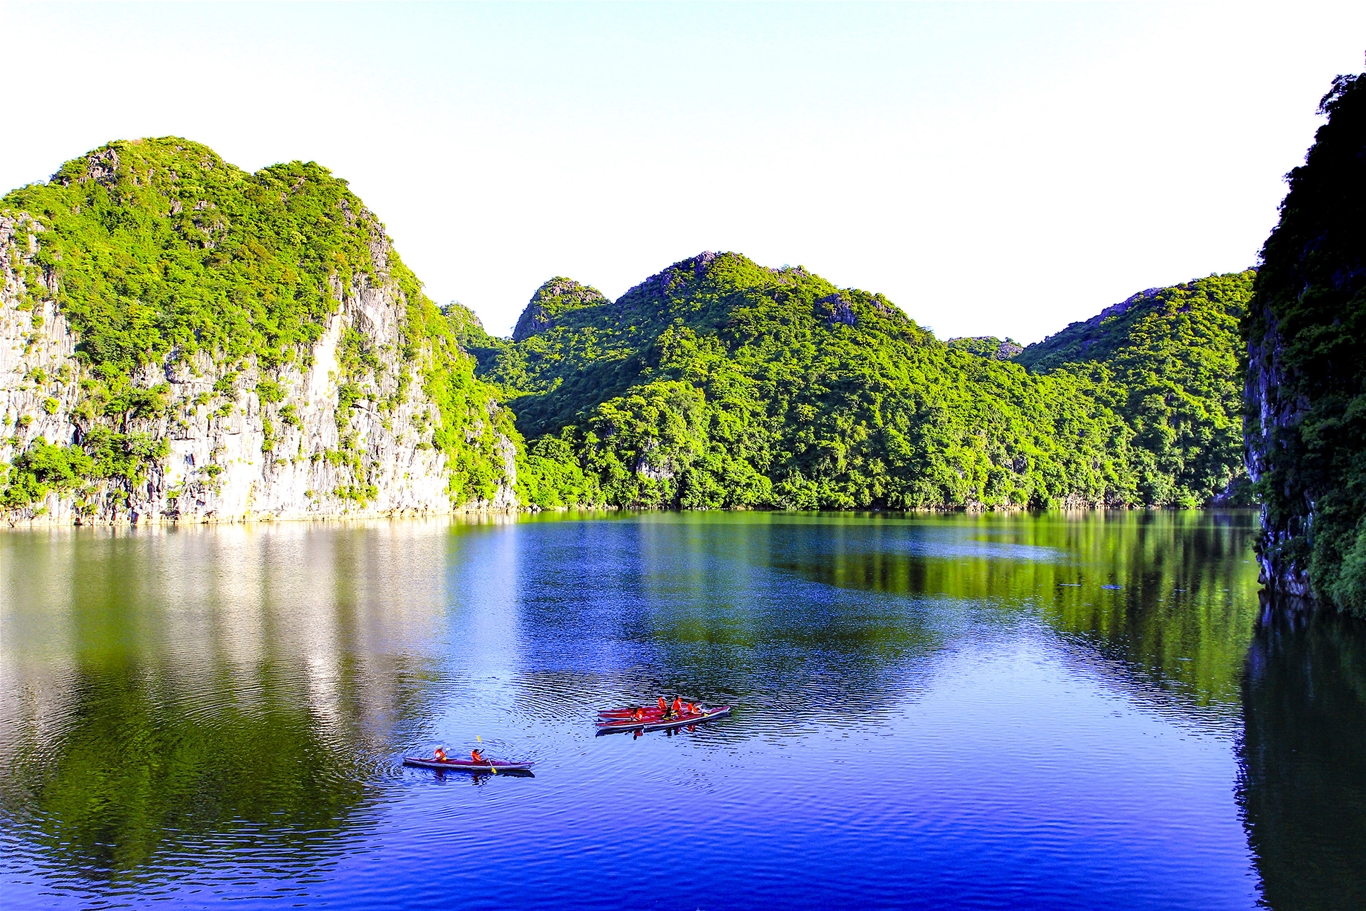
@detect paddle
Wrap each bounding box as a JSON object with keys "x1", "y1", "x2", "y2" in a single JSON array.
[{"x1": 477, "y1": 734, "x2": 496, "y2": 774}]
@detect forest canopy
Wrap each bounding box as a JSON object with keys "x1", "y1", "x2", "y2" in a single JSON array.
[{"x1": 467, "y1": 252, "x2": 1253, "y2": 511}]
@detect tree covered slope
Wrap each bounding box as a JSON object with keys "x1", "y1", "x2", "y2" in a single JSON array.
[
  {"x1": 1245, "y1": 71, "x2": 1366, "y2": 616},
  {"x1": 471, "y1": 252, "x2": 1139, "y2": 510},
  {"x1": 1, "y1": 138, "x2": 518, "y2": 518},
  {"x1": 1017, "y1": 271, "x2": 1256, "y2": 507}
]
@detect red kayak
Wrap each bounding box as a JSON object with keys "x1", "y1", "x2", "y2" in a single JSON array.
[
  {"x1": 595, "y1": 705, "x2": 732, "y2": 735},
  {"x1": 403, "y1": 756, "x2": 534, "y2": 773},
  {"x1": 598, "y1": 701, "x2": 707, "y2": 720}
]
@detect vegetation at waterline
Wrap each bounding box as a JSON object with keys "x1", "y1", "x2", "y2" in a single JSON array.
[
  {"x1": 1245, "y1": 69, "x2": 1366, "y2": 616},
  {"x1": 0, "y1": 138, "x2": 515, "y2": 509},
  {"x1": 463, "y1": 252, "x2": 1253, "y2": 511}
]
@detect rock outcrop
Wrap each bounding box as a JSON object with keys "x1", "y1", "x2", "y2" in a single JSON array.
[{"x1": 1243, "y1": 304, "x2": 1314, "y2": 600}]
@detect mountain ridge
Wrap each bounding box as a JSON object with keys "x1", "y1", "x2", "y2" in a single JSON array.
[
  {"x1": 0, "y1": 137, "x2": 1259, "y2": 523},
  {"x1": 471, "y1": 253, "x2": 1253, "y2": 511}
]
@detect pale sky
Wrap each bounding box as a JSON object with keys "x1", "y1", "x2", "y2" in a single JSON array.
[{"x1": 2, "y1": 3, "x2": 1363, "y2": 342}]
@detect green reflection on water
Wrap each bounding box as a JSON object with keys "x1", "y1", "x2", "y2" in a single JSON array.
[
  {"x1": 1241, "y1": 610, "x2": 1366, "y2": 911},
  {"x1": 758, "y1": 510, "x2": 1262, "y2": 709},
  {"x1": 0, "y1": 523, "x2": 458, "y2": 880},
  {"x1": 4, "y1": 666, "x2": 371, "y2": 877}
]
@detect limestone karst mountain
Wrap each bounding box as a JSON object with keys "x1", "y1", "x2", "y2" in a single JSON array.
[{"x1": 1, "y1": 138, "x2": 518, "y2": 522}]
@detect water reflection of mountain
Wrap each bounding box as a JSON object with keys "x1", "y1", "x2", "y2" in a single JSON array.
[
  {"x1": 761, "y1": 511, "x2": 1262, "y2": 718},
  {"x1": 0, "y1": 522, "x2": 455, "y2": 887},
  {"x1": 1240, "y1": 608, "x2": 1366, "y2": 911},
  {"x1": 496, "y1": 516, "x2": 945, "y2": 735}
]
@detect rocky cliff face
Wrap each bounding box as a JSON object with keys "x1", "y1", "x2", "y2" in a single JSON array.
[
  {"x1": 1244, "y1": 306, "x2": 1313, "y2": 599},
  {"x1": 1243, "y1": 71, "x2": 1366, "y2": 615},
  {"x1": 1, "y1": 210, "x2": 516, "y2": 525}
]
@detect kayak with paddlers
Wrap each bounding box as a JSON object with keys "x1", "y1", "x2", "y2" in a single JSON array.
[
  {"x1": 404, "y1": 746, "x2": 534, "y2": 774},
  {"x1": 407, "y1": 696, "x2": 735, "y2": 769},
  {"x1": 595, "y1": 703, "x2": 732, "y2": 735},
  {"x1": 597, "y1": 697, "x2": 707, "y2": 720}
]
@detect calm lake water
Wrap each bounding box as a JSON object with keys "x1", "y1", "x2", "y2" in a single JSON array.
[{"x1": 1, "y1": 511, "x2": 1363, "y2": 910}]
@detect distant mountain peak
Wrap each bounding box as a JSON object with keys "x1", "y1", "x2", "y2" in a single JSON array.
[
  {"x1": 623, "y1": 251, "x2": 729, "y2": 300},
  {"x1": 512, "y1": 277, "x2": 610, "y2": 341}
]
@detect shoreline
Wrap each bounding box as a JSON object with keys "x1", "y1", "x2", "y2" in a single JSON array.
[{"x1": 1, "y1": 502, "x2": 1261, "y2": 530}]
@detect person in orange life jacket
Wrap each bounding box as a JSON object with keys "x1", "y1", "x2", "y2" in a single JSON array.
[
  {"x1": 631, "y1": 707, "x2": 646, "y2": 721},
  {"x1": 657, "y1": 696, "x2": 668, "y2": 715},
  {"x1": 686, "y1": 702, "x2": 699, "y2": 715},
  {"x1": 434, "y1": 746, "x2": 447, "y2": 762},
  {"x1": 471, "y1": 748, "x2": 485, "y2": 764},
  {"x1": 672, "y1": 697, "x2": 684, "y2": 716}
]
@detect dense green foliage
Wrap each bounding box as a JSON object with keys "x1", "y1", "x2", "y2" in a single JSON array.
[
  {"x1": 0, "y1": 439, "x2": 92, "y2": 508},
  {"x1": 946, "y1": 336, "x2": 1022, "y2": 360},
  {"x1": 4, "y1": 141, "x2": 376, "y2": 373},
  {"x1": 472, "y1": 253, "x2": 1143, "y2": 510},
  {"x1": 1017, "y1": 271, "x2": 1255, "y2": 507},
  {"x1": 1, "y1": 138, "x2": 515, "y2": 508},
  {"x1": 1245, "y1": 71, "x2": 1366, "y2": 616}
]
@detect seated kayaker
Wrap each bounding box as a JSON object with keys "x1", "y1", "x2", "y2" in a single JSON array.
[
  {"x1": 471, "y1": 748, "x2": 485, "y2": 764},
  {"x1": 672, "y1": 697, "x2": 684, "y2": 716},
  {"x1": 434, "y1": 746, "x2": 447, "y2": 761},
  {"x1": 686, "y1": 702, "x2": 699, "y2": 715},
  {"x1": 657, "y1": 696, "x2": 668, "y2": 714},
  {"x1": 632, "y1": 707, "x2": 646, "y2": 721}
]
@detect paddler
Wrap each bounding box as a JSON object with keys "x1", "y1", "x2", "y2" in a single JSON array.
[
  {"x1": 434, "y1": 746, "x2": 448, "y2": 762},
  {"x1": 632, "y1": 707, "x2": 646, "y2": 721},
  {"x1": 672, "y1": 696, "x2": 684, "y2": 716},
  {"x1": 471, "y1": 748, "x2": 486, "y2": 764},
  {"x1": 657, "y1": 696, "x2": 668, "y2": 715}
]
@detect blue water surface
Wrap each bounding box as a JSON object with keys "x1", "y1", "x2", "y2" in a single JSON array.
[{"x1": 1, "y1": 511, "x2": 1362, "y2": 909}]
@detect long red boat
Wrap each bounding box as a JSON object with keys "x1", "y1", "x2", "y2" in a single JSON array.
[
  {"x1": 594, "y1": 705, "x2": 732, "y2": 735},
  {"x1": 597, "y1": 701, "x2": 712, "y2": 720}
]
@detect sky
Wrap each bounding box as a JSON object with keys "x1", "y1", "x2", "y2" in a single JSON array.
[{"x1": 2, "y1": 3, "x2": 1363, "y2": 343}]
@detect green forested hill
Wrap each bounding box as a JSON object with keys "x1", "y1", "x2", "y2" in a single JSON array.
[
  {"x1": 471, "y1": 252, "x2": 1140, "y2": 510},
  {"x1": 469, "y1": 254, "x2": 1256, "y2": 511},
  {"x1": 1017, "y1": 271, "x2": 1255, "y2": 507},
  {"x1": 1, "y1": 138, "x2": 517, "y2": 511},
  {"x1": 1246, "y1": 71, "x2": 1366, "y2": 616}
]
